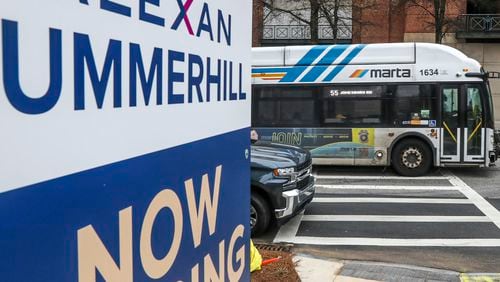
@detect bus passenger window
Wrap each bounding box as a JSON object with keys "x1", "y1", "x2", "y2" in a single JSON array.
[
  {"x1": 466, "y1": 86, "x2": 483, "y2": 156},
  {"x1": 257, "y1": 100, "x2": 276, "y2": 125},
  {"x1": 392, "y1": 84, "x2": 437, "y2": 126},
  {"x1": 321, "y1": 86, "x2": 385, "y2": 126},
  {"x1": 252, "y1": 86, "x2": 319, "y2": 127},
  {"x1": 280, "y1": 99, "x2": 315, "y2": 125},
  {"x1": 467, "y1": 87, "x2": 482, "y2": 127}
]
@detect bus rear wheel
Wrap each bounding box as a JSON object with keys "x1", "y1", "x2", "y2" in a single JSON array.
[{"x1": 391, "y1": 138, "x2": 432, "y2": 177}]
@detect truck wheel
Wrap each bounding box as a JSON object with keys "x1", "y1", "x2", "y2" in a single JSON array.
[
  {"x1": 391, "y1": 138, "x2": 432, "y2": 177},
  {"x1": 251, "y1": 193, "x2": 270, "y2": 236}
]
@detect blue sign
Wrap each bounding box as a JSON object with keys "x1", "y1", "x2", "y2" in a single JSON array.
[{"x1": 0, "y1": 1, "x2": 251, "y2": 281}]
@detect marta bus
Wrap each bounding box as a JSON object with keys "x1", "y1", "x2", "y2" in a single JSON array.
[{"x1": 251, "y1": 43, "x2": 499, "y2": 176}]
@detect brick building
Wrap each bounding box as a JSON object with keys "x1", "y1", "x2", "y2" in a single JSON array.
[
  {"x1": 350, "y1": 0, "x2": 466, "y2": 43},
  {"x1": 252, "y1": 0, "x2": 500, "y2": 125}
]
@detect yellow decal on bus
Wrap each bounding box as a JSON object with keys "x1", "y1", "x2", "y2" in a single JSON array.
[{"x1": 352, "y1": 128, "x2": 375, "y2": 146}]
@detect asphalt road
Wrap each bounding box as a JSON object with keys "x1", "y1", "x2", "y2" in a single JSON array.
[{"x1": 254, "y1": 164, "x2": 500, "y2": 273}]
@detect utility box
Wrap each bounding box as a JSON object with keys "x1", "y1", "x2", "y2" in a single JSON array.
[{"x1": 0, "y1": 1, "x2": 251, "y2": 281}]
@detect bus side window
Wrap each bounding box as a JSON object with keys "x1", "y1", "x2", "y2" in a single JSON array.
[
  {"x1": 442, "y1": 87, "x2": 459, "y2": 127},
  {"x1": 466, "y1": 86, "x2": 484, "y2": 156},
  {"x1": 392, "y1": 84, "x2": 437, "y2": 127},
  {"x1": 321, "y1": 85, "x2": 385, "y2": 126},
  {"x1": 252, "y1": 87, "x2": 278, "y2": 127},
  {"x1": 252, "y1": 86, "x2": 319, "y2": 128},
  {"x1": 466, "y1": 87, "x2": 483, "y2": 127}
]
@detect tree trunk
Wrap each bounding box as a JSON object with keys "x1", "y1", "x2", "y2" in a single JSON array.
[
  {"x1": 252, "y1": 0, "x2": 264, "y2": 47},
  {"x1": 332, "y1": 0, "x2": 340, "y2": 44},
  {"x1": 434, "y1": 0, "x2": 447, "y2": 44},
  {"x1": 310, "y1": 0, "x2": 320, "y2": 44}
]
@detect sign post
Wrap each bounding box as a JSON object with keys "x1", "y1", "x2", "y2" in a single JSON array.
[{"x1": 0, "y1": 1, "x2": 251, "y2": 281}]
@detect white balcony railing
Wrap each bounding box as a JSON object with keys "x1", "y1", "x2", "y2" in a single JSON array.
[{"x1": 262, "y1": 24, "x2": 352, "y2": 40}]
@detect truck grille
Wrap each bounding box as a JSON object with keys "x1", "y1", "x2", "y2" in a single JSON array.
[
  {"x1": 297, "y1": 159, "x2": 312, "y2": 172},
  {"x1": 296, "y1": 176, "x2": 311, "y2": 190},
  {"x1": 295, "y1": 159, "x2": 312, "y2": 191}
]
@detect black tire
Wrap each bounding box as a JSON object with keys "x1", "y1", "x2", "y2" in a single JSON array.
[
  {"x1": 251, "y1": 192, "x2": 271, "y2": 237},
  {"x1": 391, "y1": 138, "x2": 432, "y2": 177}
]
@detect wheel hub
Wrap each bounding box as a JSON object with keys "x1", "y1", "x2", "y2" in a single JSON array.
[
  {"x1": 401, "y1": 147, "x2": 423, "y2": 169},
  {"x1": 250, "y1": 205, "x2": 257, "y2": 229}
]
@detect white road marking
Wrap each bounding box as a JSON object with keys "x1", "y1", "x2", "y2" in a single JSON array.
[
  {"x1": 443, "y1": 170, "x2": 500, "y2": 230},
  {"x1": 301, "y1": 215, "x2": 491, "y2": 222},
  {"x1": 316, "y1": 184, "x2": 458, "y2": 191},
  {"x1": 287, "y1": 237, "x2": 500, "y2": 247},
  {"x1": 313, "y1": 175, "x2": 450, "y2": 181},
  {"x1": 273, "y1": 210, "x2": 304, "y2": 244},
  {"x1": 273, "y1": 170, "x2": 500, "y2": 247},
  {"x1": 312, "y1": 197, "x2": 471, "y2": 204}
]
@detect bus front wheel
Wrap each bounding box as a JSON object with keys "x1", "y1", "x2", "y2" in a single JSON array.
[{"x1": 391, "y1": 138, "x2": 432, "y2": 177}]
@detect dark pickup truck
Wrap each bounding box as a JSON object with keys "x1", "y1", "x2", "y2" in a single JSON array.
[{"x1": 250, "y1": 142, "x2": 315, "y2": 236}]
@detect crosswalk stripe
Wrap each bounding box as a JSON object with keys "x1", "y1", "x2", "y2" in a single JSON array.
[
  {"x1": 301, "y1": 215, "x2": 491, "y2": 222},
  {"x1": 312, "y1": 197, "x2": 472, "y2": 204},
  {"x1": 313, "y1": 175, "x2": 450, "y2": 180},
  {"x1": 273, "y1": 170, "x2": 500, "y2": 248},
  {"x1": 285, "y1": 237, "x2": 500, "y2": 247},
  {"x1": 316, "y1": 185, "x2": 459, "y2": 191},
  {"x1": 444, "y1": 170, "x2": 500, "y2": 230},
  {"x1": 273, "y1": 210, "x2": 304, "y2": 244}
]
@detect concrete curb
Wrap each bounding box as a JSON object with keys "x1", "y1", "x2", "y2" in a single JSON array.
[
  {"x1": 293, "y1": 253, "x2": 466, "y2": 282},
  {"x1": 339, "y1": 260, "x2": 460, "y2": 282},
  {"x1": 293, "y1": 254, "x2": 343, "y2": 282}
]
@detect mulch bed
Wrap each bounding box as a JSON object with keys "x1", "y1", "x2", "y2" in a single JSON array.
[{"x1": 251, "y1": 245, "x2": 300, "y2": 282}]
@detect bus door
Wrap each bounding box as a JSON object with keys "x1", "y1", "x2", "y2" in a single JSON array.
[
  {"x1": 463, "y1": 85, "x2": 485, "y2": 163},
  {"x1": 440, "y1": 85, "x2": 485, "y2": 164}
]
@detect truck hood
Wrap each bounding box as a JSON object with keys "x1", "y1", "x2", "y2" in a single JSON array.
[{"x1": 251, "y1": 142, "x2": 309, "y2": 169}]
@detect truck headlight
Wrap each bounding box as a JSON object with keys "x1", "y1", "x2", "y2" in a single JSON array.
[{"x1": 273, "y1": 167, "x2": 295, "y2": 177}]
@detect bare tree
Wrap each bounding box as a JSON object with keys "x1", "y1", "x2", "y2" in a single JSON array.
[
  {"x1": 319, "y1": 0, "x2": 378, "y2": 43},
  {"x1": 262, "y1": 0, "x2": 372, "y2": 44},
  {"x1": 262, "y1": 0, "x2": 322, "y2": 44},
  {"x1": 397, "y1": 0, "x2": 462, "y2": 44},
  {"x1": 319, "y1": 0, "x2": 348, "y2": 43}
]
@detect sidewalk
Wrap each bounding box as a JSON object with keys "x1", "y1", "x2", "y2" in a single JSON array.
[{"x1": 294, "y1": 254, "x2": 500, "y2": 282}]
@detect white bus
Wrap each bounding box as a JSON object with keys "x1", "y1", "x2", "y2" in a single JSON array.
[{"x1": 251, "y1": 43, "x2": 499, "y2": 176}]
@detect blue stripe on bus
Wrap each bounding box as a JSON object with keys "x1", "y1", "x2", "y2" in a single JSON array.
[
  {"x1": 280, "y1": 45, "x2": 328, "y2": 82},
  {"x1": 300, "y1": 45, "x2": 349, "y2": 82},
  {"x1": 323, "y1": 44, "x2": 366, "y2": 82},
  {"x1": 360, "y1": 69, "x2": 369, "y2": 77},
  {"x1": 295, "y1": 45, "x2": 330, "y2": 66}
]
